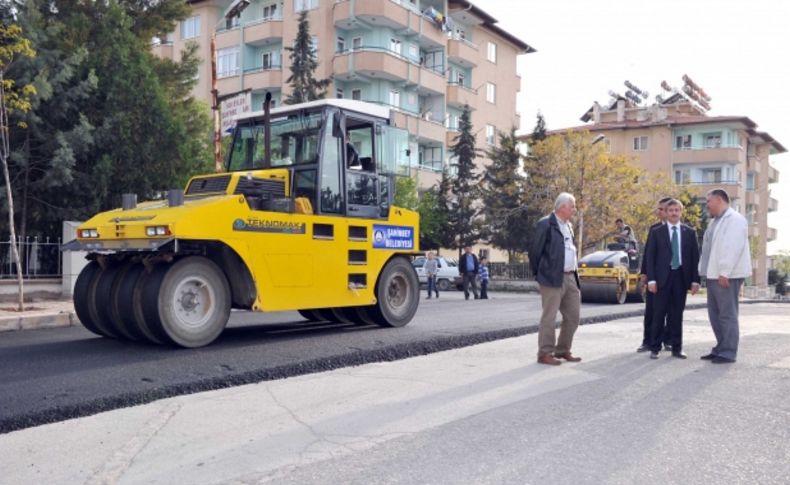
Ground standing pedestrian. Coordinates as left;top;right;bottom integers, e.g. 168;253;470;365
699;189;751;364
458;246;479;300
637;197;672;353
479;257;490;299
645;198;700;360
528;192;581;366
424;251;439;299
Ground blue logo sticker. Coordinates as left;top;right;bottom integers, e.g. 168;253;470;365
372;224;414;250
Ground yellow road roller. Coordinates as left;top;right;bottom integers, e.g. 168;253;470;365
578;243;644;304
63;98;420;347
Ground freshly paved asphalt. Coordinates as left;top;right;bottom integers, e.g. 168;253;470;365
1;303;788;484
0;291;672;433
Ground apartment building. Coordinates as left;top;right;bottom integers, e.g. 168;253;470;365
563;96;784;286
153;0;534;192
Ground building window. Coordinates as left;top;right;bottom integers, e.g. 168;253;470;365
352;37;362;51
675;134;692;150
701;168;722;183
486;82;496;103
181;15;200;40
486;124;496;145
457;72;465;86
217;47;239;78
487;42;497;63
262;52;277;69
294;0;317;12
674;168;690;184
263;3;279;20
703;132;722;148
390;38;402;56
352;89;361;101
310;36;318;53
423;51;443;71
336;36;345;53
389;90;401;108
336;88;344;99
632;136;648;151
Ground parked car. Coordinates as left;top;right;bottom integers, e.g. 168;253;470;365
412;256;460;291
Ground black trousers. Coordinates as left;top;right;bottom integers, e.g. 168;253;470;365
643;291;670;347
650;268;687;352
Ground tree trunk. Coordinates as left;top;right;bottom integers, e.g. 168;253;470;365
0;71;25;311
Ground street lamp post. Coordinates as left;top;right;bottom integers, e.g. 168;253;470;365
576;133;606;258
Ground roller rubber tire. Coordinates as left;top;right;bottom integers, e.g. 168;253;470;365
152;257;231;348
369;257;419;327
73;261;108;338
112;263;158;343
86;264;122;338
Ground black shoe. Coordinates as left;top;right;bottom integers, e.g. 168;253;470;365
671;351;688;359
636;345;650;353
650;351;659;359
712;356;736;364
700;353;716;360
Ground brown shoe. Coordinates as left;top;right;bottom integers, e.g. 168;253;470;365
537;354;562;366
554;352;582;362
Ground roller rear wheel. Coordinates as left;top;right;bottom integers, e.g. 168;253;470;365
368;257;419;327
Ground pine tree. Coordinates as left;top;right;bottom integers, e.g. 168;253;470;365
530;111;547;144
447;105;481;257
481;128;533;262
284;11;331;104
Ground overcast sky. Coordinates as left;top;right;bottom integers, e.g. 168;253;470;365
481;0;790;254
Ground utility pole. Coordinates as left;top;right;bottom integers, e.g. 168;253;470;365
210;33;222;172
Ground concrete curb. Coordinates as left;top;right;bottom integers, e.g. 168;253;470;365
0;299;787;335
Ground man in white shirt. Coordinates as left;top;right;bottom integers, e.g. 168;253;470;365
698;189;751;364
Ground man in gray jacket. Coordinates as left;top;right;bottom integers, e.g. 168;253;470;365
529;193;582;366
699;189;752;364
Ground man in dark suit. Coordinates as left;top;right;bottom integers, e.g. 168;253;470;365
645;198;700;359
637;197;672;353
458;246;479;300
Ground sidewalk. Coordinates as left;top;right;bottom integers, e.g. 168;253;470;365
0;299;78;333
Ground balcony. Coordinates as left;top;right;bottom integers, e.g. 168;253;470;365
769;197;779;212
392;111;446;144
768;164;779;184
447;38;478;68
768;227;778;242
416;67;446;96
217;73;241;94
244;18;283;46
151;42;174;60
333;50;410;83
333;0;446;49
679;181;742;201
242;66;283;89
745;191;756;205
672;146;745;165
216;27;240;49
446;82;477;109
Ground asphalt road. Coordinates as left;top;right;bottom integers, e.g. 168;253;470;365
1;304;788;484
0;291;701;433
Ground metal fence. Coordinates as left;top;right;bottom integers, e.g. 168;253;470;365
488;262;533;281
1;236;63;279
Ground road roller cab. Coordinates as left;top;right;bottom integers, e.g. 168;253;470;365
578;242;644;305
63;99;421;348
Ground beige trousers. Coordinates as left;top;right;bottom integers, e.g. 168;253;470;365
537;273;581;356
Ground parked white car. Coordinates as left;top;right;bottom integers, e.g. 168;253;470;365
412;256;460;291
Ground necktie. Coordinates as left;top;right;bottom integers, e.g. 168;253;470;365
671;226;680;270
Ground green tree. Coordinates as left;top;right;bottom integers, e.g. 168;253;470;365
0;21;36;310
526;131;646;253
284;11;331;104
417;181;449;251
481;127;532;262
4;1;211;236
530;111;547;143
447;105;481;257
394;175;418;211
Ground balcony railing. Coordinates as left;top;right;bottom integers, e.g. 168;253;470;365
336;45;444;75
